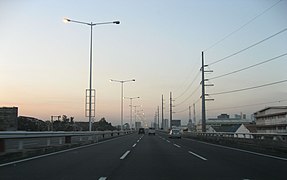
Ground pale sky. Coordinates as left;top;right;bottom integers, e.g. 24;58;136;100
1;0;286;126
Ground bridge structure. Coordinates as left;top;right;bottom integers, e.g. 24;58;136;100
0;130;287;179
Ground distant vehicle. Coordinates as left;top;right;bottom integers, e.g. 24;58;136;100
169;129;181;138
138;128;145;134
148;128;156;135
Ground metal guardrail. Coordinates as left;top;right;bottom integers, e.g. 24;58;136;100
184;131;287;141
0;130;134;153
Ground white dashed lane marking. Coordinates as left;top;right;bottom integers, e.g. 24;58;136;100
120;150;131;160
188;151;207;161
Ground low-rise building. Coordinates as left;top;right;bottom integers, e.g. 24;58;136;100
254;106;287;133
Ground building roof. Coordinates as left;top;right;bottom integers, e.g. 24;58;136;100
254;106;287;114
212;124;241;133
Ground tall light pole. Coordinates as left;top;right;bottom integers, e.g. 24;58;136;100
63;18;120;131
125;96;140;130
110;79;135;130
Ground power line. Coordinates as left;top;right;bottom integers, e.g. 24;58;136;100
210;79;287;96
204;0;283;52
174;106;189;114
174;97;202;114
209;53;287;80
173;60;201;95
207;99;287;112
174;71;200;100
174;85;200;107
208;27;287;66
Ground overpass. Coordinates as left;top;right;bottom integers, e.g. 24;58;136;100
0;131;287;179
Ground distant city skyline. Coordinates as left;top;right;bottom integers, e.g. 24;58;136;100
1;0;286;126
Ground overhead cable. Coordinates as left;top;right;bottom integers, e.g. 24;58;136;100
208;27;287;66
209;53;287;80
203;0;283;52
174;85;200;107
174;71;200;100
210;79;287;96
207;99;287;111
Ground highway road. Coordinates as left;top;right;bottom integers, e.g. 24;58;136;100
0;132;286;180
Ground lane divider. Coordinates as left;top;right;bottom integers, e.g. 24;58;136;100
173;144;181;148
120;150;131;160
132;143;137;148
188;151;207;161
98;177;107;180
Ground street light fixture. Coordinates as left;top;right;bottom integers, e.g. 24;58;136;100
64;17;120;131
124;96;140;130
110;79;135;130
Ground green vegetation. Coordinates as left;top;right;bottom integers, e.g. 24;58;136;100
17;116;116;131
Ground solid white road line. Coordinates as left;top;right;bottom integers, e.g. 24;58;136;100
188;151;208;161
120;150;131;160
132;143;137;148
184;138;287;161
0;136;124;167
173;144;181;148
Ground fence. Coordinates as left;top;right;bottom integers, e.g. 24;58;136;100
0;130;133;153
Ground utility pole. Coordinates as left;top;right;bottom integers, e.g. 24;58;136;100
189;106;192;123
161;94;164;129
170;92;173;129
193;103;196;125
201;51;206;132
201;51;214;132
157;106;160;130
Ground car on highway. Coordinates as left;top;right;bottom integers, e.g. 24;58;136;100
169;129;181;138
148;128;155;135
138;128;145;134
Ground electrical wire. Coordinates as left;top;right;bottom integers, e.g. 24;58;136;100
209;53;287;80
208;27;287;66
174;71;200;100
203;0;283;52
210;79;287;96
207;99;287;112
174;97;202;114
174;85;200;107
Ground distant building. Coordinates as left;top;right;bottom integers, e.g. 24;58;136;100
207;124;256;138
0;107;18;131
171;120;181;128
135;121;141;130
254;106;287;133
207;113;253;126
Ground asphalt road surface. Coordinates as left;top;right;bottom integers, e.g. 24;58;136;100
0;132;286;180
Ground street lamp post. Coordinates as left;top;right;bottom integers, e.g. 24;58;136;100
125;96;140;130
110;79;135;130
63;18;120;131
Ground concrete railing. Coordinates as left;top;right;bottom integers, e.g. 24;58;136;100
183;131;287;154
185;131;287;141
0;130;133;153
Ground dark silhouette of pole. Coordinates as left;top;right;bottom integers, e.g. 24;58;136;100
170;92;173;129
161;94;164;129
201;51;206;132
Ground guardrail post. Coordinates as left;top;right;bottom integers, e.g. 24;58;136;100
65;136;71;144
0;139;5;152
47;138;51;146
18;140;23;150
59;138;63;145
